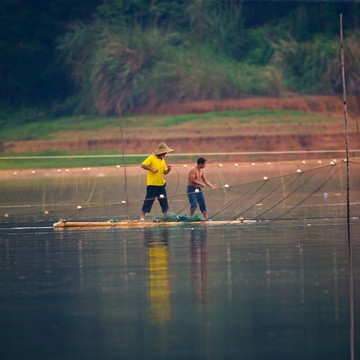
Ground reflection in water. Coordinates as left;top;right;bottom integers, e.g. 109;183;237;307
0;222;357;359
143;228;170;325
190;227;209;305
190;226;213;360
226;243;232;308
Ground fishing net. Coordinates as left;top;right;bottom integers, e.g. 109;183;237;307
0;158;359;225
154;212;205;222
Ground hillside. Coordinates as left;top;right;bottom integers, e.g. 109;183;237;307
3;96;360;159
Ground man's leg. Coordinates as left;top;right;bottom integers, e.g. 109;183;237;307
158;185;169;217
141;186;155;220
187;186;198;216
197;190;208;220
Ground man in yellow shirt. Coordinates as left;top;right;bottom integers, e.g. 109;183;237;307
140;142;174;221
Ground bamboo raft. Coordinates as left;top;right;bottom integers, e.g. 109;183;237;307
53;219;247;229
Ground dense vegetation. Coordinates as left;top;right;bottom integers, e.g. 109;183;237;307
1;0;360;120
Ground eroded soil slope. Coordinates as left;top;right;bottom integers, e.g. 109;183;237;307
4;96;360;155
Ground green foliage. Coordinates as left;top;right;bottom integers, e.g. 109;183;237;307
244;27;275;66
143;44;268;107
272;35;339;94
2;0;360;115
59;21;179;115
330;31;360;95
186;0;245;58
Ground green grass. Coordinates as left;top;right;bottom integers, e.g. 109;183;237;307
0;109;338;141
0;151;194;170
157;110;329;127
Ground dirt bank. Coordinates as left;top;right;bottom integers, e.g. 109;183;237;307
134;95;360;115
5;132;359;154
3;96;360;155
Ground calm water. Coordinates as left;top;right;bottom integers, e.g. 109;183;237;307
0;221;359;360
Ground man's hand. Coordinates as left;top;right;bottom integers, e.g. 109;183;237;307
167;165;172;170
211;184;216;190
151;169;159;173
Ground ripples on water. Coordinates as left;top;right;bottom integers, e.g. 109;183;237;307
0;221;359;360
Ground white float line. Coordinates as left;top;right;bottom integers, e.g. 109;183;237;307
1;149;360;160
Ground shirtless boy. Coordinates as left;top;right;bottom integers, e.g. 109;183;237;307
187;157;216;220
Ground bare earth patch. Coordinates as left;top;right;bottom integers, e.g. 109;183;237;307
3;96;360;155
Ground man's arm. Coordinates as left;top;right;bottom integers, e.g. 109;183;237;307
141;164;158;173
201;172;216;189
163;164;172;175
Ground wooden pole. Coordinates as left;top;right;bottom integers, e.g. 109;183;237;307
118;105;129;218
340;15;351;239
340;13;354;360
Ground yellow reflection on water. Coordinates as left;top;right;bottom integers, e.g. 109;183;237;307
144;229;170;325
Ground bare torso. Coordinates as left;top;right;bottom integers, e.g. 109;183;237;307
188;166;204;186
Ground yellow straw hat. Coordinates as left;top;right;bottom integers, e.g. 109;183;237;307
153;142;174;155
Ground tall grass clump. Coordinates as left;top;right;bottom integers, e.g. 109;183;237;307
142;44;268;107
272;35;339;94
58;17;269;115
330;31;360;95
58;20;178;115
56;1;360;117
186;0;245;59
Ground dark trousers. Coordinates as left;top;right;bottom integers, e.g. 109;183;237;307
142;185;169;213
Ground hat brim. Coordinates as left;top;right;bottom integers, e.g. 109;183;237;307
153;145;174;155
153;148;174;155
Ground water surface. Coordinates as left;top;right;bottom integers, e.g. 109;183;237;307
0;221;358;360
